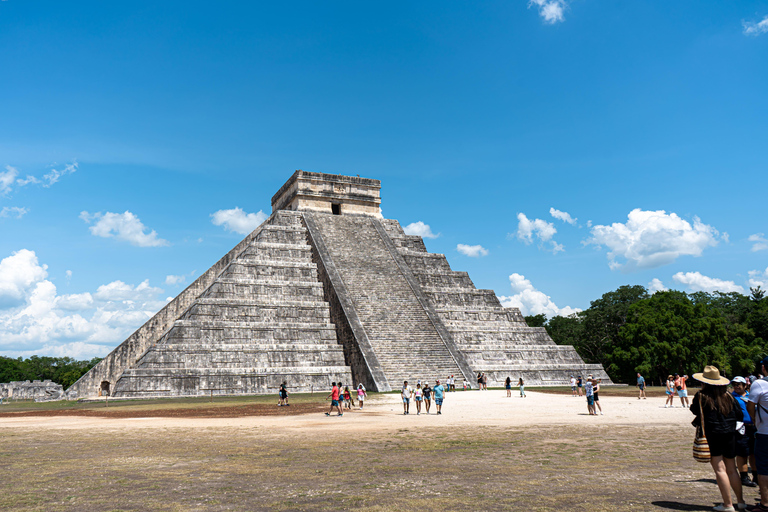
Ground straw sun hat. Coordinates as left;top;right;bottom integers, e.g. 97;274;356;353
693;365;730;385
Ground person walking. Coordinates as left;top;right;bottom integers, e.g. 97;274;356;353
691;365;745;512
666;375;676;408
401;380;413;415
278;381;289;406
570;375;578;397
414;383;423;414
637;372;647;399
325;382;343;416
422;382;432;414
433;379;445;415
731;377;758;488
577;375;583;397
356;384;367;409
518;377;526;398
584;377;596;415
505;377;512;397
477;372;483;390
482;373;488;390
747;357;768;511
343;385;353;410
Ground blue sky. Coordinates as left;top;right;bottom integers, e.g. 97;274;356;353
1;1;767;359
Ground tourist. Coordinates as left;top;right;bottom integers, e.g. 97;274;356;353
278;381;289;406
482;372;488;390
357;384;367;409
577;375;583;397
731;377;757;488
450;375;456;392
637;372;647;400
593;378;603;415
678;374;690;408
518;377;526;398
665;375;676;408
691;365;745;512
343;386;353;410
433;379;445;415
570;375;578;397
325;381;343;416
414;383;423;414
477;372;483;390
422;382;432;413
401;380;412;415
505;376;512;397
747;357;768;512
584;377;596;415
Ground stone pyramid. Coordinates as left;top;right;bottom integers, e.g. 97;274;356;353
67;171;609;398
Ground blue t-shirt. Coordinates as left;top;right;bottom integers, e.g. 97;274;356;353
733;391;753;425
433;384;445;400
637;376;645;386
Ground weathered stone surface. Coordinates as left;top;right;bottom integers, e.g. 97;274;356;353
68;171;610;399
1;380;64;401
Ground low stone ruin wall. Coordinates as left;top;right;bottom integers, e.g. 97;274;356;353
0;380;64;401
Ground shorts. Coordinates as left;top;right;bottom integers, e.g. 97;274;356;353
415;396;422;401
506;385;511;390
593;392;599;402
331;399;339;406
639;384;645;390
403;398;410;404
571;386;577;391
586;396;594;406
708;431;736;459
678;389;688;398
435;398;443;405
736;431;750;458
756;434;768;475
666;391;673;395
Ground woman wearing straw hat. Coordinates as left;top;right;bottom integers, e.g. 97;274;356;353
691;365;746;512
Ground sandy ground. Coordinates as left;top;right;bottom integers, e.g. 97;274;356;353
0;390;691;431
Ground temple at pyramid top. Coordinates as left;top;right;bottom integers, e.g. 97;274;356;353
272;170;382;217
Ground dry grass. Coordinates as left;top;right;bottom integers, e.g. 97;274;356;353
0;420;738;511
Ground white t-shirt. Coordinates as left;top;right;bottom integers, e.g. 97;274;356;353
401;386;412;399
570;377;576;387
749;378;768;435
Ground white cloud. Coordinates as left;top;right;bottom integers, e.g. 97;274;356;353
165;274;186;286
0;249;49;308
457;244;489;257
550;207;577;225
0;249;168;359
80;211;169;247
647;278;667;294
672;271;745;294
403;221;439;239
749;233;768;252
528;0;567;24
515;213;562;254
41;162;78;188
1;166;19;195
749;267;768;289
498;273;581;317
586;209;721;271
744;16;768;36
0;206;28;219
210;207;268;235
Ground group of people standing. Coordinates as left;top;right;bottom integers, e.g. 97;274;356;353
570;375;603;415
400;380;445;415
690;359;768;512
504;377;526;398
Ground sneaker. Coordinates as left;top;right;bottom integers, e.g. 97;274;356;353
737;503;748;510
746;504;768;512
337;413;343;416
713;505;735;512
325;412;330;416
600;412;604;415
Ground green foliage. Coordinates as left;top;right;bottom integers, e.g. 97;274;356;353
524;314;547;327
0;356;101;388
543;285;768;385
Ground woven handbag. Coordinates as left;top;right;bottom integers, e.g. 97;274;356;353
693;399;711;463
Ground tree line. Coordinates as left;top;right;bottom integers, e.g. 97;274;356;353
526;285;768;386
0;356;101;389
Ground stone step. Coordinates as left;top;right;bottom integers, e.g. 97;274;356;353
123;366;353;377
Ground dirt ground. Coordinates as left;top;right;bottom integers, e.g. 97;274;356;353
0;388;747;511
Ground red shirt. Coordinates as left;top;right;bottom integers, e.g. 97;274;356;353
331;386;339;401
